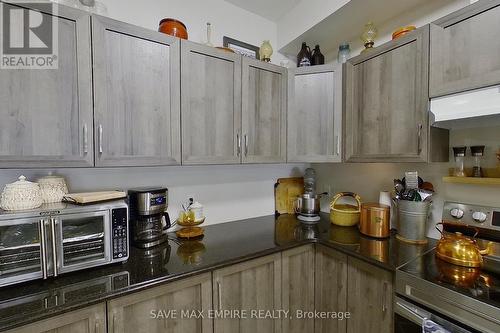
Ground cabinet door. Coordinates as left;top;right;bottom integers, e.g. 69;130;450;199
213;253;281;333
92;16;181;167
181;41;242;165
282;245;315;333
344;26;429;162
0;4;93;167
241;58;286;163
346;257;393;333
108;273;212;333
287;64;342;163
315;245;348;333
430;1;500;97
4;303;106;333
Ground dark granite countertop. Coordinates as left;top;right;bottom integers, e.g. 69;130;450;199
0;213;436;331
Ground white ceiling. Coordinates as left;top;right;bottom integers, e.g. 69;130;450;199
224;0;301;21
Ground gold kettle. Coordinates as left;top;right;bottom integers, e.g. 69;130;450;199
435;223;492;268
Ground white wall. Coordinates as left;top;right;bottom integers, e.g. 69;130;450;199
99;0;285;63
315;126;500;239
0;164;307;227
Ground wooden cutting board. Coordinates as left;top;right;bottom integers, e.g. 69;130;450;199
63;191;126;204
274;177;304;215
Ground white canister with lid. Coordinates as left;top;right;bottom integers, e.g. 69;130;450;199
0;175;43;211
189;202;204;222
37;175;69;203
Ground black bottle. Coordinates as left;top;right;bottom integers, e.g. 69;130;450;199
297;42;311;67
311;45;324;65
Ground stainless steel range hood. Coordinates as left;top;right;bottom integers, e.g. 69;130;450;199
430;85;500;129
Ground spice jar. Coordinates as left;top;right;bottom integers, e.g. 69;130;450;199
453;146;467;177
470;146;485;178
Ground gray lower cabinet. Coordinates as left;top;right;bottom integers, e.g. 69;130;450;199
314;245;347;333
92;16;181;167
241;58;287;163
287;64;342;163
346;257;393;333
4;303;106;333
430;1;500;97
181;41;242;165
107;273;212;333
0;3;93;168
282;245;315;333
213;253;282;333
344;26;429;162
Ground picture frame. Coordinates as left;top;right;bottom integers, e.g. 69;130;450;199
223;36;260;59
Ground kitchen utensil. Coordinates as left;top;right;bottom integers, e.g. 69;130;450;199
404;171;419;189
470;145;485;177
311;45;324;65
295;193;322;216
329;192;362;227
128;187;170;249
274;177;304;215
37;175;68;203
0;176;43;211
297;42;311;67
63;191;126;204
359;203;390;238
396;200;430;244
158;18;188;39
453;146;467;177
435;223;492;267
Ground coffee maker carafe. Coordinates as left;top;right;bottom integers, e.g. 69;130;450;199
128;187;171;248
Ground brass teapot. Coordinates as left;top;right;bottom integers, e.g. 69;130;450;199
435;223;492;268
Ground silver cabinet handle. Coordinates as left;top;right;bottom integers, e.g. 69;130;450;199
50;218;58;277
98;124;103;154
236;134;241;157
83;124;88;154
382;281;388;313
217;280;222;310
39;219;48;279
244;134;248;157
335;135;341;156
417;123;423;155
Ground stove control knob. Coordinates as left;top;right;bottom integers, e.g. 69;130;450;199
472;211;487;223
450;208;464;219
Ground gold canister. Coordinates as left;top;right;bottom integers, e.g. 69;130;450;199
359;203;390;238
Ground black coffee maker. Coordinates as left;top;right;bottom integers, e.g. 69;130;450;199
128;187;171;248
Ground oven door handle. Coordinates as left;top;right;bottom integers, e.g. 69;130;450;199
394;296;429;326
50;218;59;277
39;219;48;279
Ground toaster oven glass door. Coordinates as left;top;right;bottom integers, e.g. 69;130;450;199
0;218;46;286
53;211;110;274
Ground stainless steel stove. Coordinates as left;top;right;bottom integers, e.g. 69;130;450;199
395;201;500;333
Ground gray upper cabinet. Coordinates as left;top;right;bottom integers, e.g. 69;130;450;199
92;15;181;167
287;64;342;163
241;58;287;163
344;26;429;162
0;3;93;168
181;41;242;165
430;1;500;97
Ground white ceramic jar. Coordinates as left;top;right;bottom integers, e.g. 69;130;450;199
37;175;69;203
0;176;43;211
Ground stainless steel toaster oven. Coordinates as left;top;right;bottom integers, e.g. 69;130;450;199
0;200;128;288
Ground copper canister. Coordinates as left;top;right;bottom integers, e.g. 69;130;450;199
359;203;390;238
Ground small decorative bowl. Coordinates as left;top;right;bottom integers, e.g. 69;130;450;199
37;175;68;203
0;175;43;211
